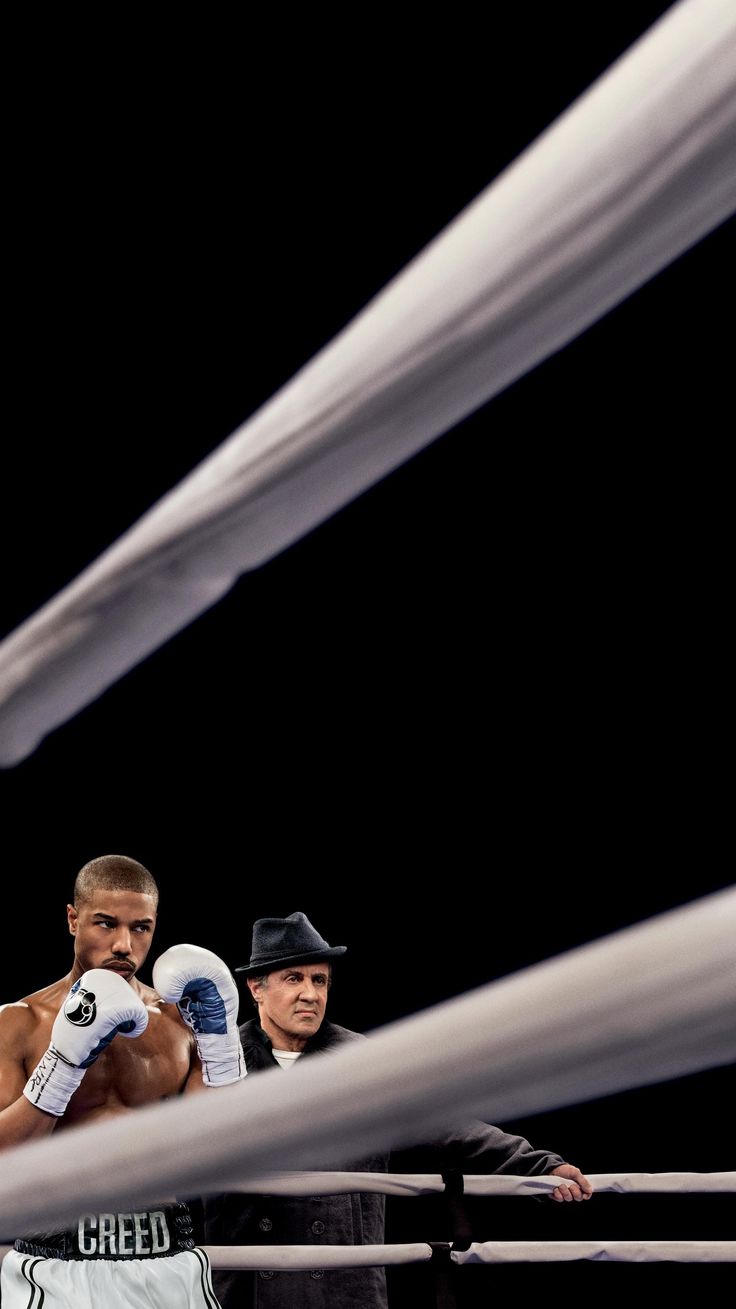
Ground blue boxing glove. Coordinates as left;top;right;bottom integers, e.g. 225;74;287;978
152;944;245;1086
24;969;149;1117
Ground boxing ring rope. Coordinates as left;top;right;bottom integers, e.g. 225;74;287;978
7;1173;733;1265
3;1173;734;1265
1;0;735;767
3;1242;735;1268
200;1170;736;1265
179;1168;736;1269
203;1171;736;1197
0;888;734;1238
453;1242;736;1265
199;1241;736;1269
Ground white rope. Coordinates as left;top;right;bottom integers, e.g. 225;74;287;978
0;889;734;1238
2;1241;734;1268
0;1245;427;1270
222;1170;736;1197
1;0;734;766
234;1172;448;1197
202;1244;434;1270
571;1172;736;1195
454;1241;736;1264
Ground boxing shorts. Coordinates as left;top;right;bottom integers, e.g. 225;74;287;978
1;1202;220;1308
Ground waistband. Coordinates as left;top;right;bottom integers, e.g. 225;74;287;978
14;1201;196;1261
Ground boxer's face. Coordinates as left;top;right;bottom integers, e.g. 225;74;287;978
67;889;157;982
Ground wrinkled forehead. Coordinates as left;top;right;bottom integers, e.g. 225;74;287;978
268;961;331;981
77;887;158;920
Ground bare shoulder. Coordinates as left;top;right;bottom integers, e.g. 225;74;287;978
0;1001;33;1049
0;979;67;1051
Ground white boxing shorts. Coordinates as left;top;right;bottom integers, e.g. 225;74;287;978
1;1203;221;1309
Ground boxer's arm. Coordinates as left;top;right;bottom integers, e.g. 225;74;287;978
0;1092;59;1144
184;1055;206;1094
0;1004;58;1146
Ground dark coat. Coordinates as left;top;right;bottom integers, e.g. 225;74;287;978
204;1018;564;1308
205;1019;389;1308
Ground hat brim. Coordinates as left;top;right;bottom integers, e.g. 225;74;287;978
235;945;347;976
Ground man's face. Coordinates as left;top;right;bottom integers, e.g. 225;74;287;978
249;962;330;1051
67;888;157;983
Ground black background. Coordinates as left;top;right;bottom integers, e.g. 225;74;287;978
2;3;733;1299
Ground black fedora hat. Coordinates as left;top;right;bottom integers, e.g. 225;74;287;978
235;911;347;976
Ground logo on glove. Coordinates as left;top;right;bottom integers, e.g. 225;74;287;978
177;995;198;1031
64;982;97;1028
177;978;228;1035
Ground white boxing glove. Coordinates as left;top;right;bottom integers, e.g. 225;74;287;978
24;969;149;1117
153;944;245;1086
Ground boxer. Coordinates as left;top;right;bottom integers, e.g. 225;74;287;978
0;853;245;1308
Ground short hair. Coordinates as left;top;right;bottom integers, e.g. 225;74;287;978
73;855;159;909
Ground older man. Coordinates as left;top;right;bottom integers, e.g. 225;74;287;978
203;911;591;1308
